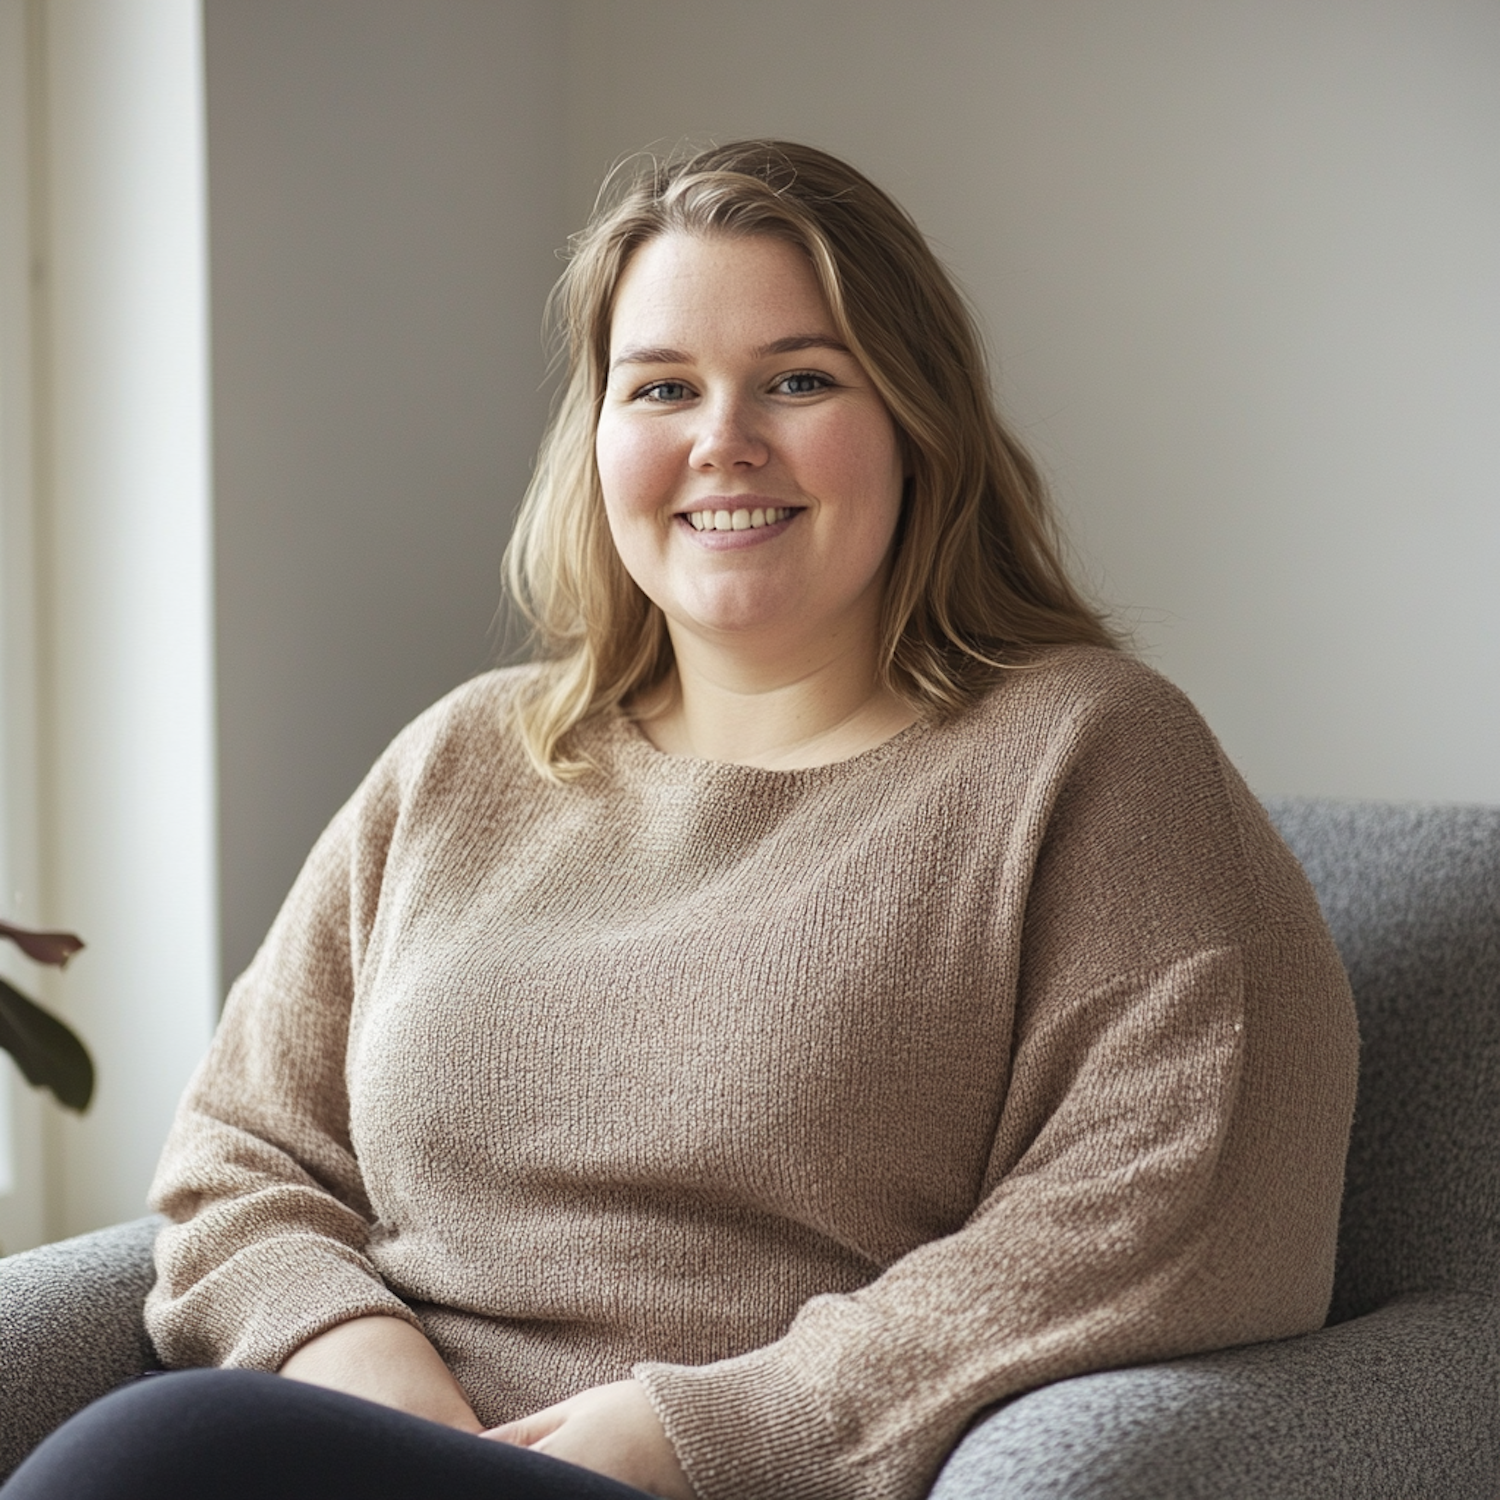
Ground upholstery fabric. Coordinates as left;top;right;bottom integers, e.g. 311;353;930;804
929;1290;1498;1498
2;798;1497;1494
1267;798;1500;1321
0;1216;162;1478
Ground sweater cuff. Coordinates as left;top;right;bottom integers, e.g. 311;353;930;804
634;1346;849;1500
147;1232;422;1373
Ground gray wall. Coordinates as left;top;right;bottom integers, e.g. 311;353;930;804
207;0;1500;989
206;1;565;983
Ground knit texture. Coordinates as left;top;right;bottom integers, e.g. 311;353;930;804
0;1217;163;1479
145;647;1358;1500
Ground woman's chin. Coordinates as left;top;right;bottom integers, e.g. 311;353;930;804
664;596;801;648
676;617;788;651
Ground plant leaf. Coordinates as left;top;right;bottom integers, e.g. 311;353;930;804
0;919;85;968
0;977;94;1112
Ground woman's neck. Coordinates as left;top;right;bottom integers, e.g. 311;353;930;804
632;629;919;770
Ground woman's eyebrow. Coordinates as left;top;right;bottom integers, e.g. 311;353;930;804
609;333;851;372
609;345;688;371
754;334;850;358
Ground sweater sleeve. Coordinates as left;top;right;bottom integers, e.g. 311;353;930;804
633;674;1359;1500
145;732;424;1373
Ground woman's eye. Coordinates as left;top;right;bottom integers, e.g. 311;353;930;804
638;380;692;403
775;372;831;396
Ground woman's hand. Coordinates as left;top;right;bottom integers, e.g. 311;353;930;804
484;1378;694;1499
279;1313;483;1433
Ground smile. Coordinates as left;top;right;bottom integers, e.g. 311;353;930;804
683;506;797;533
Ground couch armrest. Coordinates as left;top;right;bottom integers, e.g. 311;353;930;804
930;1291;1500;1499
0;1216;164;1479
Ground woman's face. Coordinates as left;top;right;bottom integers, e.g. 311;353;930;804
595;232;906;662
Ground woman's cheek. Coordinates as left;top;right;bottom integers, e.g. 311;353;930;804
597;416;677;521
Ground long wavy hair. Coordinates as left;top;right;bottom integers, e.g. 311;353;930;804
504;139;1117;779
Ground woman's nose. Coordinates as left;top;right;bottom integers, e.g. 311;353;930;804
688;394;769;471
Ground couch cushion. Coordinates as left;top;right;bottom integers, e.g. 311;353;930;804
1264;798;1500;1320
0;1215;162;1478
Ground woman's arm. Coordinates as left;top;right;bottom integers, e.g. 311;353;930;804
147;713;443;1377
634;936;1353;1500
280;1315;482;1432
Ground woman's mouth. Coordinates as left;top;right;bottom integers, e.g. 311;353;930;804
682;505;798;533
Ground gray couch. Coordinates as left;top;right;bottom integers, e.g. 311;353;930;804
3;799;1497;1495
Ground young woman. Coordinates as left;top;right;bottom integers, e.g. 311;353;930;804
3;141;1358;1500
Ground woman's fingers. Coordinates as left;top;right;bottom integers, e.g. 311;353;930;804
481;1401;569;1447
483;1381;693;1498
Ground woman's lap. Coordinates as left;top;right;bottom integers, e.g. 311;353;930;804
1;1370;652;1500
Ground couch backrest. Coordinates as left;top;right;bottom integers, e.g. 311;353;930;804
1265;798;1500;1322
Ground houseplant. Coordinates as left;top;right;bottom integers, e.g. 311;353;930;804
0;920;94;1112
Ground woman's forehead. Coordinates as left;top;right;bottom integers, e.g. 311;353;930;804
607;233;836;357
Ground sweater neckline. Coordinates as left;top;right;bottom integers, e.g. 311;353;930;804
601;705;936;787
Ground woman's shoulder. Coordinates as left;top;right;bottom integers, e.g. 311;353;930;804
355;663;550;807
960;644;1214;749
947;644;1264;849
964;646;1315;917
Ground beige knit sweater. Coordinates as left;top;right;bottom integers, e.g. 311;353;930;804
147;647;1358;1500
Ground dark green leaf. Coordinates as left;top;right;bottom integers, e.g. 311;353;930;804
0;976;94;1112
0;919;85;968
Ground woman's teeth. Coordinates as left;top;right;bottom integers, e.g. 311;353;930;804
685;506;794;533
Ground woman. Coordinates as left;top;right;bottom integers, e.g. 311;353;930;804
4;141;1358;1500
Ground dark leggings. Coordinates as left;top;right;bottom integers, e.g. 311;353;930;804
1;1370;653;1500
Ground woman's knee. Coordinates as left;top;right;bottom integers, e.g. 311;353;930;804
5;1370;332;1498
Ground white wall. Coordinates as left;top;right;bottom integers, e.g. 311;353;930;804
206;0;567;985
7;0;219;1241
0;0;47;1254
205;0;1498;996
565;0;1500;805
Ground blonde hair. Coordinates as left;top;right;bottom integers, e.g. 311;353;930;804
504;139;1116;779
